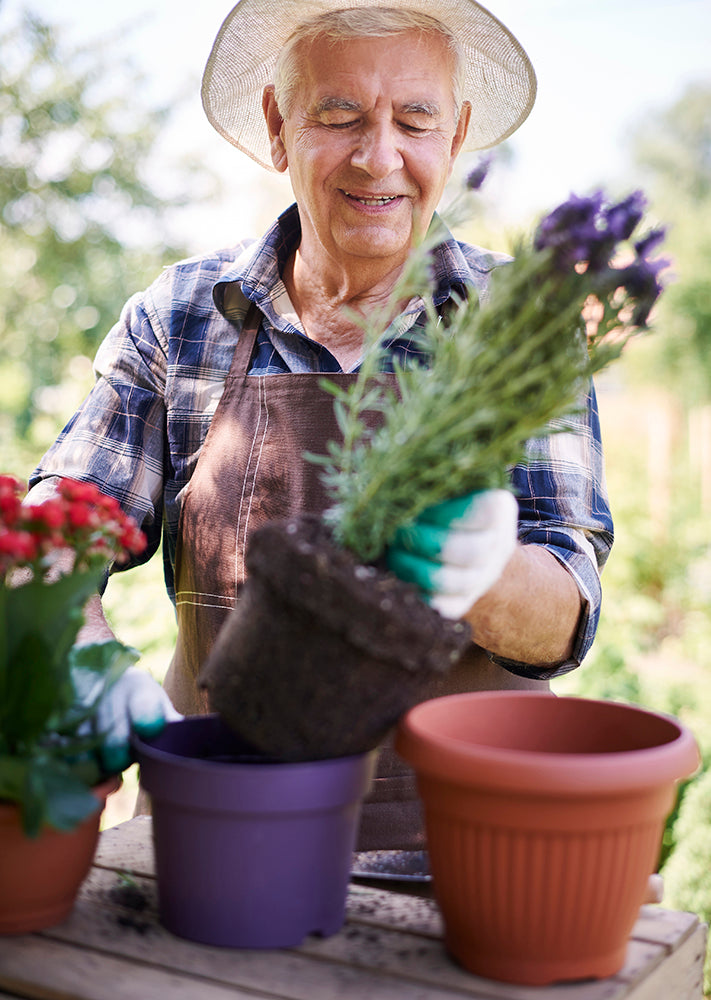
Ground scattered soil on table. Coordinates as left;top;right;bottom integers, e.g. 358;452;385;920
107;878;153;935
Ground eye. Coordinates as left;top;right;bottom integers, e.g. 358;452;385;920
398;118;432;134
322;118;360;130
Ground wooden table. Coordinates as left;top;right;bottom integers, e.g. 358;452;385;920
0;816;706;1000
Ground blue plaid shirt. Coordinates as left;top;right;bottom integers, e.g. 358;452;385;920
30;203;613;678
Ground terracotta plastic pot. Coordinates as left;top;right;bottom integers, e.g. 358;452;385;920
134;714;376;948
395;691;699;985
0;776;119;935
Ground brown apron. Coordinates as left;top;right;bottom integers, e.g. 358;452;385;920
163;303;549;850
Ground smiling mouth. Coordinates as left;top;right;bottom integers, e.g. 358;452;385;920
343;191;400;206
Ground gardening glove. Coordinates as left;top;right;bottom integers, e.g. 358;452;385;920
94;667;182;774
386;489;518;620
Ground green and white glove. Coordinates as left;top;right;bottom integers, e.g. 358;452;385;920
386;489;518;620
94;666;182;773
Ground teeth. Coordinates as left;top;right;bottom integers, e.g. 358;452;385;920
345;192;398;206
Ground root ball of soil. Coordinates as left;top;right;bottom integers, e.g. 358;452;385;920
198;514;470;760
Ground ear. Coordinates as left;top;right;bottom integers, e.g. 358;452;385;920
448;101;471;177
262;86;288;173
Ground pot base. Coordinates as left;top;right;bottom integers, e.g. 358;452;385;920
447;938;628;986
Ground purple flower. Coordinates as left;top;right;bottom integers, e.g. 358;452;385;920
604;191;646;242
465;155;492;191
617;254;667;327
534;190;659;277
534;191;610;271
533;187;668;326
634;227;666;259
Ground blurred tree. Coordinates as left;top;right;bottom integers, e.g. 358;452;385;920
0;11;212;448
629;82;711;404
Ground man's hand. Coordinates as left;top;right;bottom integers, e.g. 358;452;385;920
386;489;518;620
95;667;182;773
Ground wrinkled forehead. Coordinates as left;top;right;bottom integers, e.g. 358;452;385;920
290;30;459;114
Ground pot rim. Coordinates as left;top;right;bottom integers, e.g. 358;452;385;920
0;773;120;831
132;714;373;774
396;692;700;795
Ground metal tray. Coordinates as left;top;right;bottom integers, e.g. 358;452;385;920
351;850;431;882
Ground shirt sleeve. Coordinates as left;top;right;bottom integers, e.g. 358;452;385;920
488;379;613;680
29;286;169;569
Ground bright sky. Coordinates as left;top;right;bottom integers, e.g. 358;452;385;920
3;0;710;251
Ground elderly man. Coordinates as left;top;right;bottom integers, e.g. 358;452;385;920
29;1;612;850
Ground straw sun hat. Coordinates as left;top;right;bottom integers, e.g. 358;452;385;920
202;0;537;170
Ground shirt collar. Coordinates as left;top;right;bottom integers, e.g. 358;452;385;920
214;203;486;318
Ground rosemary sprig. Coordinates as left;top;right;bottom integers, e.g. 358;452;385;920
308;184;666;564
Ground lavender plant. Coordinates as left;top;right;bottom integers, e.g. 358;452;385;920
311;177;668;564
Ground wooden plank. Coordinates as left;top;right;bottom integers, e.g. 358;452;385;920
625;923;707;1000
347;882;444;936
344;885;705;999
6;818;696;1000
0;936;274;1000
32;869;499;1000
93;815;155;877
300;922;634;1000
34;867;675;1000
631;905;700;948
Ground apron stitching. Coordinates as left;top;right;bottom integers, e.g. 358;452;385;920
176;597;235;610
234;373;270;587
176;591;234;603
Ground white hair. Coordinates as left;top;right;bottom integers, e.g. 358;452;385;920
273;7;466;121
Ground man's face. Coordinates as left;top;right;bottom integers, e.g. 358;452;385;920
267;30;470;275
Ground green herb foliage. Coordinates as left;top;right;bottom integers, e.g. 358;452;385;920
309;186;666;564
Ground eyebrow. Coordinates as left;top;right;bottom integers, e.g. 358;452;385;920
313;97;441;117
400;101;441;117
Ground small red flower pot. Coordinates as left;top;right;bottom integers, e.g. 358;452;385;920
396;691;699;986
0;777;119;935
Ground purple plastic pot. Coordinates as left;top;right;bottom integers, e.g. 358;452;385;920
133;715;376;948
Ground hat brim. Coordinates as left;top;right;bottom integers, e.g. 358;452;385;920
202;0;537;171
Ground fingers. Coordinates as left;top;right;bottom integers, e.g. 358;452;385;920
96;667;182;774
420;489;518;533
386;489;519;618
126;671;182;736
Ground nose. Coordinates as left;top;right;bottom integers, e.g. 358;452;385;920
349;122;404;179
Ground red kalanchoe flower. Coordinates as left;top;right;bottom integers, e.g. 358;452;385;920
0;476;23;527
0;529;39;565
28;499;66;531
66;502;94;529
0;476;147;581
58;480;102;504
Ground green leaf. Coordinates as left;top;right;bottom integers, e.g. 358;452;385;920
22;763;48;838
41;763;101;833
1;631;64;749
0;755;27;804
66;639;139;726
5;569;102;666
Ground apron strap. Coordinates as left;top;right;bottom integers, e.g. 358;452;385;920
227;301;262;377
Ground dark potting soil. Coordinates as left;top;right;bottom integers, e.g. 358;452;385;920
198;514;471;762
